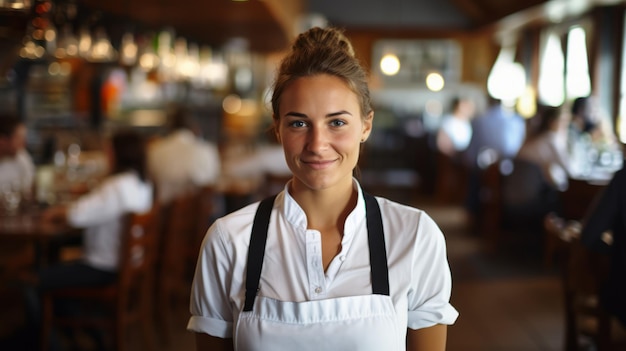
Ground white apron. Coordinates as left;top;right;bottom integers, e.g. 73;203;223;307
234;194;403;351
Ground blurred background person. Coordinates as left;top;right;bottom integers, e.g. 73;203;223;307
498;106;569;238
434;96;475;204
569;96;616;145
436;96;475;157
148;105;221;204
24;129;153;350
568;96;621;177
464;97;526;168
0;114;35;197
222;129;291;199
517;105;571;191
462;98;526;226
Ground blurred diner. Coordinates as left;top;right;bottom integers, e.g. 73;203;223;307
516;105;571;192
23;129;153;350
568;95;622;180
463;97;527;224
147;104;221;205
0;114;35;213
436;96;475;158
433;96;475;204
221;129;291;199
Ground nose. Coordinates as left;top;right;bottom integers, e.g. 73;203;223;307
306;126;328;153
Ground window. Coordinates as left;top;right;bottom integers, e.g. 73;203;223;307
619;12;626;143
538;29;565;106
565;26;592;100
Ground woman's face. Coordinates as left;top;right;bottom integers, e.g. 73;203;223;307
276;74;372;192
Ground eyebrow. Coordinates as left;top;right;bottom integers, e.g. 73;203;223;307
283;110;353;118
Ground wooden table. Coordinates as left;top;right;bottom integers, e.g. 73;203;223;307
0;210;83;268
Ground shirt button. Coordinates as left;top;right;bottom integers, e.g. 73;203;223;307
339;255;346;261
315;287;322;294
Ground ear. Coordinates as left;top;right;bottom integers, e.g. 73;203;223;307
361;111;374;143
272;115;282;143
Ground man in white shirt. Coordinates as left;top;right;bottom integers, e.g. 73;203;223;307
148;106;221;204
0;114;35;195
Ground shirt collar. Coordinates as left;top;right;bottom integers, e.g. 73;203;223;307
280;178;367;235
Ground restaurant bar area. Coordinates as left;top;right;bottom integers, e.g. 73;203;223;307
2;0;626;350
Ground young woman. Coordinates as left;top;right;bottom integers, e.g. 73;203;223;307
188;27;458;351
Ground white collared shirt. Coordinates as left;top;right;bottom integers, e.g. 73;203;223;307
188;181;458;337
0;149;35;192
67;171;153;271
148;129;221;204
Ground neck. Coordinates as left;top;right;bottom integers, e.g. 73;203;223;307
289;179;357;230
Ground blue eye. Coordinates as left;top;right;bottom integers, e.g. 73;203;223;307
289;120;307;128
330;119;346;127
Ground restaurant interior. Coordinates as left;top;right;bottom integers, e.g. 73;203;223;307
2;0;626;350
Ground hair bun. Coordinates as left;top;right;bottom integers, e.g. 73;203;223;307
292;27;355;58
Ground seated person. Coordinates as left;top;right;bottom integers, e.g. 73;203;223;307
436;96;475;157
39;129;153;287
0;114;35;196
568;96;620;176
223;138;290;180
517;105;571;191
24;130;153;349
148;105;221;204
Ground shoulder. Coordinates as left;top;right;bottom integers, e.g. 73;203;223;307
101;172;152;197
209;200;263;244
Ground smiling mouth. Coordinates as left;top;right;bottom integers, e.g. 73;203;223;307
302;159;335;170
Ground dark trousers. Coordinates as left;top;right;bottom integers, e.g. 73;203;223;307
22;261;116;351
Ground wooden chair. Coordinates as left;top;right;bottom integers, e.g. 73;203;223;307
543;213;615;351
40;204;160;351
0;242;35;339
434;151;468;205
156;185;217;344
477;160;504;251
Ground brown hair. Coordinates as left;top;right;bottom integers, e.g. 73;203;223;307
111;129;148;181
0;114;22;138
270;27;372;122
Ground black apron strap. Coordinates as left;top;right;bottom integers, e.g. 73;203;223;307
243;194;276;312
364;193;390;295
243;192;389;312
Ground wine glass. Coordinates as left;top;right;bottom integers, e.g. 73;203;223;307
1;182;22;216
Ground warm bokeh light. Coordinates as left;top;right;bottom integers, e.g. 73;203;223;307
517;86;537;118
223;94;243;114
425;72;445;91
380;54;400;76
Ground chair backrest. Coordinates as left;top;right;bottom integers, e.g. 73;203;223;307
544;213;613;350
478;160;504;249
502;158;549;206
117;203;160;291
160;186;217;283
